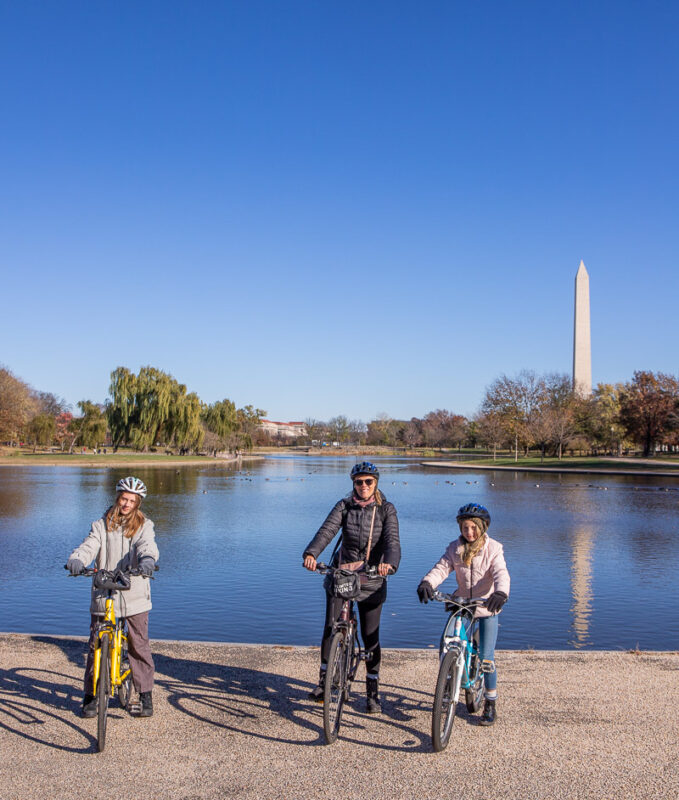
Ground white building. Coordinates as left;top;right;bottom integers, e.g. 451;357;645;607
258;419;307;439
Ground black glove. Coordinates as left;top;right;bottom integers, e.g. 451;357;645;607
417;581;435;604
138;556;155;577
67;558;85;576
485;591;508;614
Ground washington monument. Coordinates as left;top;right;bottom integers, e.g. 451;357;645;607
573;260;592;396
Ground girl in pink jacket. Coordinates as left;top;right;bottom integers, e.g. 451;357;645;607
417;502;510;726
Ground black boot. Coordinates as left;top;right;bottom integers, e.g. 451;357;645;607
479;698;496;726
307;668;326;702
139;691;153;718
366;677;381;714
81;694;97;718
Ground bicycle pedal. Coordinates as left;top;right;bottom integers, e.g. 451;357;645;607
128;701;142;715
481;659;496;674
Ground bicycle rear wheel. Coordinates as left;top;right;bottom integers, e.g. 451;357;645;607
465;631;484;713
118;646;131;711
432;648;459;752
323;632;347;744
96;633;110;752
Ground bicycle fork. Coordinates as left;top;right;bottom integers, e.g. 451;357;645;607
442;617;469;704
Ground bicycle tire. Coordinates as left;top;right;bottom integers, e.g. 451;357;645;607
346;628;360;692
465;630;484;713
118;646;131;710
323;632;347;744
465;658;484;713
432;648;459;752
97;633;110;752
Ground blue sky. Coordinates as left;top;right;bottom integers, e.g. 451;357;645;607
1;1;677;421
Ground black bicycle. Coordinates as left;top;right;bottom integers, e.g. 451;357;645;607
313;563;384;744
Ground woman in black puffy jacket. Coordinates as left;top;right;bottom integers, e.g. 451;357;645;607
302;461;401;713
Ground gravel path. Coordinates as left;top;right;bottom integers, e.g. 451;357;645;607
1;634;677;800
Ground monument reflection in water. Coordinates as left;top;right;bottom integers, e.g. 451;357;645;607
0;456;677;650
570;524;594;648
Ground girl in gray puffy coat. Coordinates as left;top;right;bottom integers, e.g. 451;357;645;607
67;477;159;719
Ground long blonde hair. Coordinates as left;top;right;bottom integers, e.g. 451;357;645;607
106;493;145;539
460;518;487;566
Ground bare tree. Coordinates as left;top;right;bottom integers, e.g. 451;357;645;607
482;370;546;460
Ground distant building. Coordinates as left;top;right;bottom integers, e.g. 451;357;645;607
259;419;307;439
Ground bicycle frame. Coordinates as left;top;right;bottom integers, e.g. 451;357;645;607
93;597;130;695
440;610;477;705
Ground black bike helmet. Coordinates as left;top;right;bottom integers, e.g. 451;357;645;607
456;502;491;527
350;461;379;480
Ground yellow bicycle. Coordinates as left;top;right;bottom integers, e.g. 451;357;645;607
66;565;155;752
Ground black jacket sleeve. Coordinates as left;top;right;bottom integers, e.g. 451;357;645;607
303;500;345;559
378;502;401;572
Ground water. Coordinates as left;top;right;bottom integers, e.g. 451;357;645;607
1;456;678;650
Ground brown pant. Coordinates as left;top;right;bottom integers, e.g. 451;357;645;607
84;611;155;695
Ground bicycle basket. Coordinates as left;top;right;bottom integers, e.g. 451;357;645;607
327;568;361;600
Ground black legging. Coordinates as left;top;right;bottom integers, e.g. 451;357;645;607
320;582;387;676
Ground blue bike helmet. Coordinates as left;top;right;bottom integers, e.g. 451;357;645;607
456;502;491;527
350;461;379;480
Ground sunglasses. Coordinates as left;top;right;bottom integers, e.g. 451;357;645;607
353;478;375;486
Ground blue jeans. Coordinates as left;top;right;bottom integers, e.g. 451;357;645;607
477;614;499;692
442;612;500;693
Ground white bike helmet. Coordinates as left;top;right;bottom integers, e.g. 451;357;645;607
116;476;147;498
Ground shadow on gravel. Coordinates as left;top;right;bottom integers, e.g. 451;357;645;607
0;637;96;753
153;654;437;752
17;637;462;753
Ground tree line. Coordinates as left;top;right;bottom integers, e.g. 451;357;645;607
298;371;679;458
1;363;678;458
0;365;265;454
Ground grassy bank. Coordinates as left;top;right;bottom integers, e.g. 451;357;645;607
422;456;679;476
0;450;262;467
445;456;679;471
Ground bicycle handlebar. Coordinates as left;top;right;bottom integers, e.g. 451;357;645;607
64;564;159;585
433;592;486;608
313;562;390;579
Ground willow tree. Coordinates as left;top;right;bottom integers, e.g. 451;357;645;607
202;399;238;453
174;392;205;453
74;401;108;449
133;367;177;451
27;413;56;451
108;367;138;449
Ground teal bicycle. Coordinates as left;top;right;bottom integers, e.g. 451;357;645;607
430;593;487;752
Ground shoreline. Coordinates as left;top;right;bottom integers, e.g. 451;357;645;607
0;454;265;468
1;631;674;654
1;633;677;799
421;460;679;478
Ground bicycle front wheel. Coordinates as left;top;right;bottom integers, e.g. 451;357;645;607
97;633;111;752
432;648;460;752
323;632;348;745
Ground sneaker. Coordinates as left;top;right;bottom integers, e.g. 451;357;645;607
366;677;381;714
139;691;153;718
479;698;496;726
81;694;97;718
